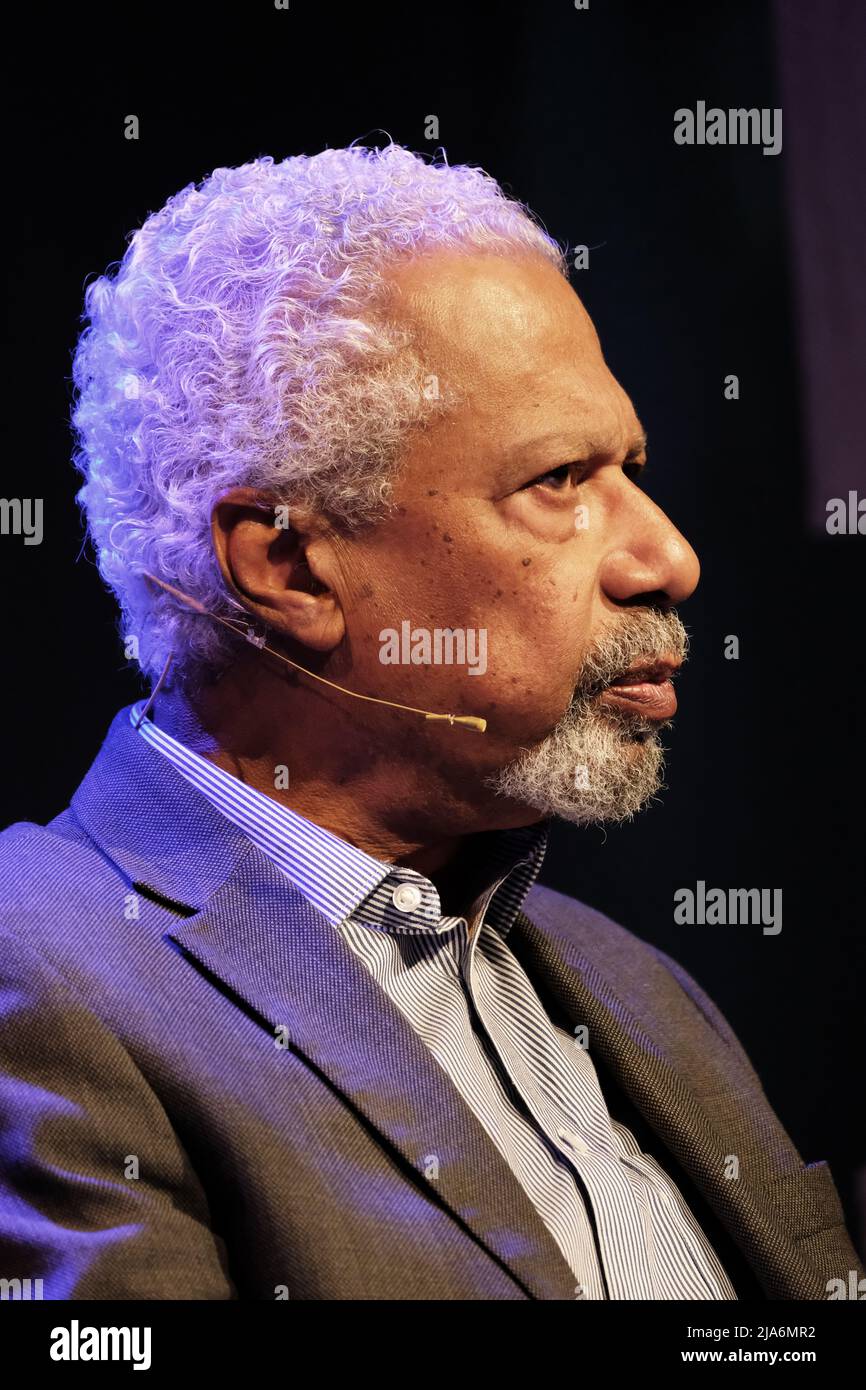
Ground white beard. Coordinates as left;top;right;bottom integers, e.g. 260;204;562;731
482;609;688;827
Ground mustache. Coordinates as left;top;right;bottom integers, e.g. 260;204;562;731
572;609;689;703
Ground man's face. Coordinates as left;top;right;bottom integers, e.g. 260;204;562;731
308;248;700;829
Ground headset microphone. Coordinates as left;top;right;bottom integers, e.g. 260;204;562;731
136;571;487;734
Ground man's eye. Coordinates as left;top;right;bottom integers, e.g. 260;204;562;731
520;463;582;492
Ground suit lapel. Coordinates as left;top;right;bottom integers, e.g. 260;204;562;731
166;853;580;1300
507;905;827;1299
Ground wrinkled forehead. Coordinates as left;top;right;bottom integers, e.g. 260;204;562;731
384;248;641;464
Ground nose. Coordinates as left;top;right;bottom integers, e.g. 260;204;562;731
598;489;700;607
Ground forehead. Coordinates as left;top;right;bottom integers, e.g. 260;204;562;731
384;248;642;462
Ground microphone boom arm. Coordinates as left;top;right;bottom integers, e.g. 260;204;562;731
137;570;487;734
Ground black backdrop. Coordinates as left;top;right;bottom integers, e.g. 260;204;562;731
3;0;863;1250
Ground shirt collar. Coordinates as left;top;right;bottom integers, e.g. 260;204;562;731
130;696;549;938
350;819;549;940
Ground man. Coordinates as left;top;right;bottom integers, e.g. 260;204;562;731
0;144;861;1300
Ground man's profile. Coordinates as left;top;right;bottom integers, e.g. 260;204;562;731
0;143;861;1300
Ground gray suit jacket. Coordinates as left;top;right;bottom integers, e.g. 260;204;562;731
0;704;861;1299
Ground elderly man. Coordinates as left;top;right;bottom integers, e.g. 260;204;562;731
0;144;861;1301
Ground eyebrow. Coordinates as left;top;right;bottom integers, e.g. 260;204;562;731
624;431;648;460
500;428;648;471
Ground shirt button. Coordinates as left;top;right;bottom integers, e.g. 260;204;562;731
574;1283;586;1299
557;1126;590;1155
391;883;423;912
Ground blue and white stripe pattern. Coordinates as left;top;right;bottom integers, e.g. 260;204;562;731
130;700;737;1300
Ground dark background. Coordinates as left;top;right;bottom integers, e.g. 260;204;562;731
3;1;864;1249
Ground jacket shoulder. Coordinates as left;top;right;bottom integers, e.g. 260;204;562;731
0;812;126;932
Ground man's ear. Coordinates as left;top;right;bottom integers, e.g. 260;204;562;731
210;486;345;653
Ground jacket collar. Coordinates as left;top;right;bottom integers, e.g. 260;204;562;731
71;701;259;910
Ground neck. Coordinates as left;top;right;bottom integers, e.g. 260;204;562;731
149;661;501;876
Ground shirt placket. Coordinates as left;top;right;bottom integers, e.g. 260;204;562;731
448;877;606;1298
462;918;660;1300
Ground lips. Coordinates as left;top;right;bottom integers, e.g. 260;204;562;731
598;657;681;720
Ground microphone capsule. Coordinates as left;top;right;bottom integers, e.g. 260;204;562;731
424;713;487;733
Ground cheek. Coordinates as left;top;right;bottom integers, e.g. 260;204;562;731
480;573;591;701
506;552;595;628
345;514;596;676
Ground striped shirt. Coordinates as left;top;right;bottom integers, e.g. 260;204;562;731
130;699;737;1300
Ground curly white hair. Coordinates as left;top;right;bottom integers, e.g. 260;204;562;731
70;142;567;689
